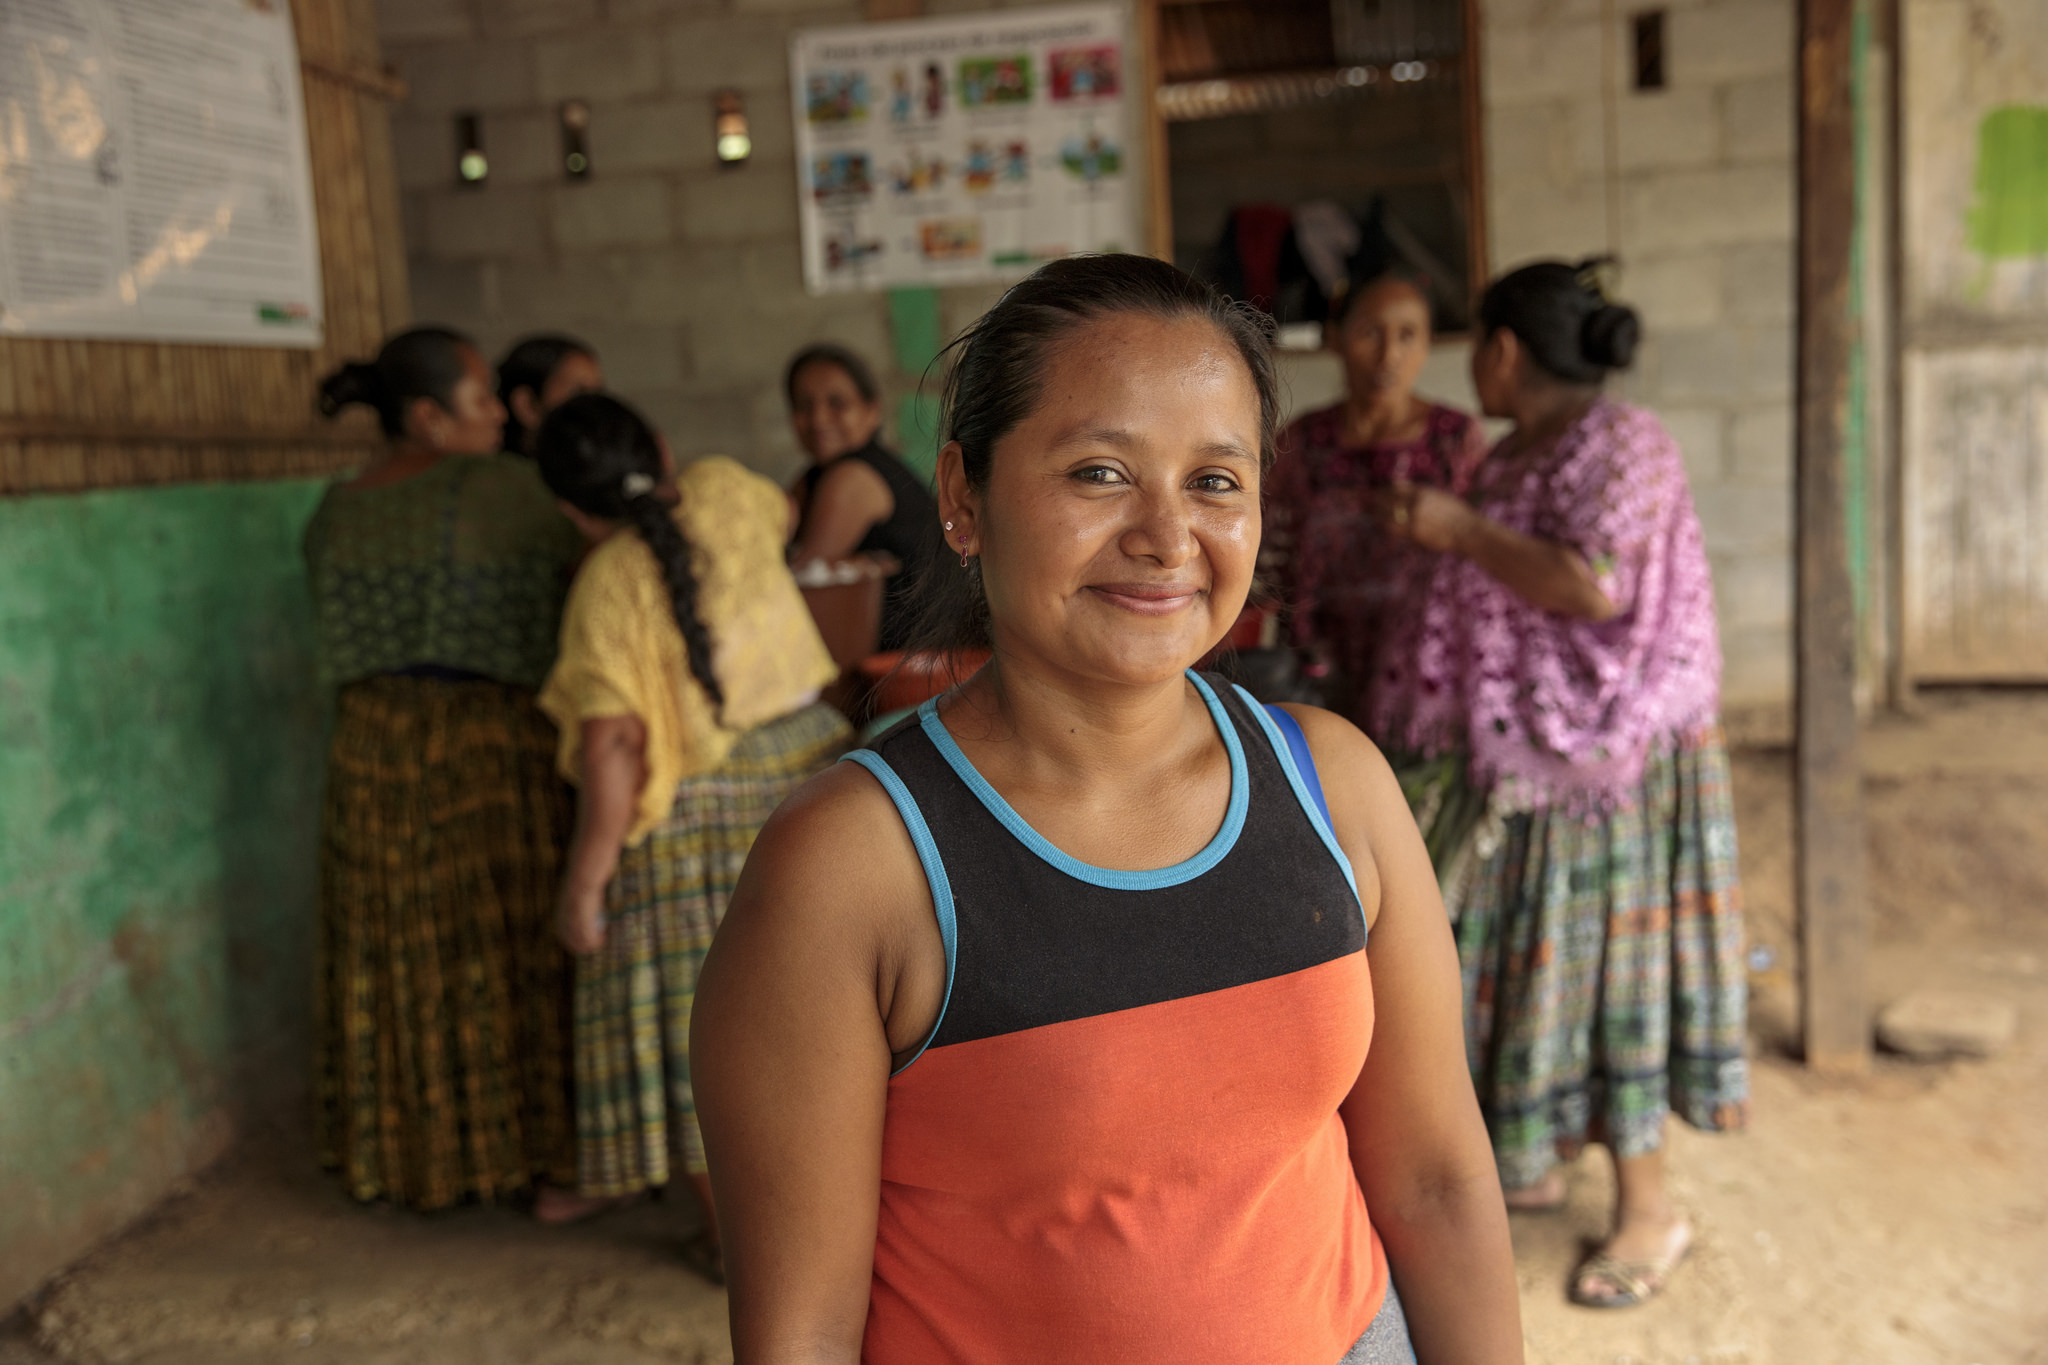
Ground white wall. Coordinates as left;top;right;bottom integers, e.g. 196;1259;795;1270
1482;0;1796;714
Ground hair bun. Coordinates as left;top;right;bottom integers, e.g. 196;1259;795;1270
318;361;385;418
1580;303;1640;372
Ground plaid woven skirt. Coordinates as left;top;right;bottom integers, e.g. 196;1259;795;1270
316;676;575;1210
574;701;852;1195
1436;727;1750;1190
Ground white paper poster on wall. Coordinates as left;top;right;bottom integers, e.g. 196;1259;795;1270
790;2;1135;295
0;0;324;347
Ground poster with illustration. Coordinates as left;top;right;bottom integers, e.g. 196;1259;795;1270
790;3;1132;293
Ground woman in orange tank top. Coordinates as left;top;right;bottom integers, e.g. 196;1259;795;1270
692;255;1523;1365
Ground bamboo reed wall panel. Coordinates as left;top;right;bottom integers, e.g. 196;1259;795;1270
0;0;409;496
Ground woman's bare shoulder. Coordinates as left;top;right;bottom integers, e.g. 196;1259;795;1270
732;756;929;928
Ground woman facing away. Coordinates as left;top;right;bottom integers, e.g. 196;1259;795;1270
530;395;850;1276
1263;270;1486;720
497;333;605;456
306;326;585;1210
692;255;1523;1365
784;343;944;651
1374;259;1749;1308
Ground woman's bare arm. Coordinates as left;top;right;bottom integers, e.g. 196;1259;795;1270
1286;706;1525;1365
559;714;647;954
790;458;895;564
692;764;940;1364
1379;481;1615;622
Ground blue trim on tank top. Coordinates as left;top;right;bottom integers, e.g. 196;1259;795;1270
1235;686;1366;933
915;670;1250;891
839;749;958;1075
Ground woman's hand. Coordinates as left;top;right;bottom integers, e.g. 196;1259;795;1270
557;882;608;955
1374;480;1474;554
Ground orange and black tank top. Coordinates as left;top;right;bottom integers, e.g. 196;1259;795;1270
843;671;1388;1365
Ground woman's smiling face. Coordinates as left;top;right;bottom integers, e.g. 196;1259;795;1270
941;311;1265;688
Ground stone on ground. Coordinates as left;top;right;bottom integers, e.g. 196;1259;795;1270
1876;989;2018;1059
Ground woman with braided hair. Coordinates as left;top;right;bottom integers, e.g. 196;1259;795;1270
533;394;849;1274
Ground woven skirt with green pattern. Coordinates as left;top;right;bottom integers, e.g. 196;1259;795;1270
1397;726;1750;1192
574;701;852;1196
316;675;575;1210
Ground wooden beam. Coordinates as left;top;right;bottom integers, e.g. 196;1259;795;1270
1139;0;1174;260
1795;0;1873;1074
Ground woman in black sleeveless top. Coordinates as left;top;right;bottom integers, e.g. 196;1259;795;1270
785;344;944;650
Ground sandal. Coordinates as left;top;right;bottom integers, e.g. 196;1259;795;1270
680;1230;726;1287
1569;1222;1693;1308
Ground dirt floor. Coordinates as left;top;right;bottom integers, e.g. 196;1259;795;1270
5;691;2045;1365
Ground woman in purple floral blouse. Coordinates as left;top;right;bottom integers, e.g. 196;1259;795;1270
1375;261;1748;1312
1262;271;1486;722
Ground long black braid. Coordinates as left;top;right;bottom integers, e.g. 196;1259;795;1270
535;393;724;714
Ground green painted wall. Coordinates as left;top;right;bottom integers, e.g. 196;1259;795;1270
0;478;329;1309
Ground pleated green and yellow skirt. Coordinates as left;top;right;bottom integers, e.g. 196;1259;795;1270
573;701;852;1196
315;675;574;1210
1397;726;1751;1192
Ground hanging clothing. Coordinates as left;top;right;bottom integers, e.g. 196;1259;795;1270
303;454;583;689
542;455;840;845
844;674;1393;1365
793;438;945;652
1263;400;1486;727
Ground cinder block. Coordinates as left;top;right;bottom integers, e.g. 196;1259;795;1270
1709;554;1792;631
537;30;665;103
1722;75;1793;163
1483;20;1605;105
1669;1;1794;84
408;259;493;322
391;114;452;191
390;42;539;115
1486;158;1613;271
551;177;675;248
585;101;694;174
376;0;474;44
610;0;724;19
1645;327;1748;403
1659;406;1727;483
1718;623;1791;707
1693;484;1791;554
421;187;550;260
1721;241;1793;324
573;322;692;390
676;163;801;243
667;16;798;97
1622;166;1793;252
1626;252;1724;330
1729;401;1791;485
1743;324;1793;399
637;387;761;463
1488;98;1604;185
1616;87;1720;171
478;0;603;38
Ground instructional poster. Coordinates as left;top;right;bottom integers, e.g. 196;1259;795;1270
791;3;1134;294
0;0;324;347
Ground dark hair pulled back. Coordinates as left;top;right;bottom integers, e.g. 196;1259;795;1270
784;342;881;408
318;326;474;439
1478;257;1641;384
908;252;1278;652
1330;265;1430;330
534;394;724;714
498;333;596;453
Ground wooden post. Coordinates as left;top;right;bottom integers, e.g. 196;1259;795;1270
1796;0;1873;1074
1139;0;1174;260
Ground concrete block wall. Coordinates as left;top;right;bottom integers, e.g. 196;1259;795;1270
1482;0;1796;716
378;0;1027;484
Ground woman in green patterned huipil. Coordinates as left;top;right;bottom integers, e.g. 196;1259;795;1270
305;327;585;1210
